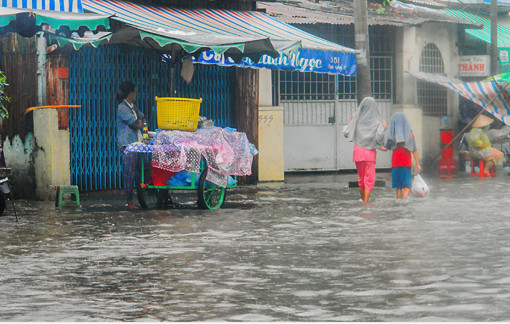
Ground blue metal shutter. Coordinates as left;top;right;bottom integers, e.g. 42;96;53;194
69;46;234;191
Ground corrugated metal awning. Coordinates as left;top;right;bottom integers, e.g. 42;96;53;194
444;8;510;48
257;1;354;26
257;0;480;27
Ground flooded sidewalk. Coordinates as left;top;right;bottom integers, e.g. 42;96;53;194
1;171;509;321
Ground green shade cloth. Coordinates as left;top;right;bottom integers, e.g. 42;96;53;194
487;72;510;81
444;8;510;47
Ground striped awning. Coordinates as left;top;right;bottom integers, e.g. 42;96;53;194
83;0;354;54
82;0;357;75
408;71;510;126
1;0;82;12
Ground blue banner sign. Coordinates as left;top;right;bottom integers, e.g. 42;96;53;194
193;48;357;76
482;0;510;5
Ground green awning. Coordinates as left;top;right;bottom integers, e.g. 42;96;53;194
47;31;112;50
34;10;110;31
96;24;287;64
444;8;510;47
138;30;245;55
0;10;17;27
0;7;110;37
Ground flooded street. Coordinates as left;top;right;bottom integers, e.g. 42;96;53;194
1;172;510;321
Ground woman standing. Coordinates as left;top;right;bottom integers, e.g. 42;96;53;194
344;97;387;203
116;81;146;209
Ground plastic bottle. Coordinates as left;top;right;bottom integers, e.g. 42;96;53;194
142;122;149;143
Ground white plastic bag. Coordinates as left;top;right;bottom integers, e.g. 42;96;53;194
411;174;429;197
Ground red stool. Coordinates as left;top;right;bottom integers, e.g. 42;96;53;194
470;158;495;177
438;158;457;178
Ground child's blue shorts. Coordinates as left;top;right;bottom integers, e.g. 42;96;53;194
392;166;412;188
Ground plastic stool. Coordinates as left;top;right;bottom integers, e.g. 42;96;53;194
438;158;457;178
55;185;80;207
470;159;495;177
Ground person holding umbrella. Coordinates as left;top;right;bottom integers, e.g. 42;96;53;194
343;97;387;203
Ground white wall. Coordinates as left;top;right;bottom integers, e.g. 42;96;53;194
395;22;459;168
33;109;71;200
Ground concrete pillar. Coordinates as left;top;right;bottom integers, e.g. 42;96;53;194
395;27;418;106
258;106;284;181
258;69;284;181
259;69;272;106
34;109;71;200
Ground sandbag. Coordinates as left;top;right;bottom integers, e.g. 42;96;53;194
411;174;429;197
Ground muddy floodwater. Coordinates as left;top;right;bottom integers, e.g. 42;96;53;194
1;172;510;321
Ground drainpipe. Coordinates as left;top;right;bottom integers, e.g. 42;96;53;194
36;31;47;106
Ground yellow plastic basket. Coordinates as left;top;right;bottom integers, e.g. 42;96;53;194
155;97;202;131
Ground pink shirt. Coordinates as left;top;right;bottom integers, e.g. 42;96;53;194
353;144;377;163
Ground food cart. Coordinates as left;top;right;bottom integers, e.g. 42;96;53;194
125;97;256;210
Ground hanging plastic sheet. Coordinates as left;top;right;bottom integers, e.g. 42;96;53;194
408;71;510;126
125;127;256;187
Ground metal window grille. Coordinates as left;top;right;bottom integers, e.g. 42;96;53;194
417;43;447;116
276;70;336;101
275;56;392;102
272;24;395;104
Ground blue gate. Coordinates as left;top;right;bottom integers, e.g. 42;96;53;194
69;46;234;191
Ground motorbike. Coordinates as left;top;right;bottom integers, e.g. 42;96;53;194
0;167;11;215
0;146;16;219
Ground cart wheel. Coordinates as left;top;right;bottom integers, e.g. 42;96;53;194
197;168;226;210
136;162;162;209
0;192;5;216
137;184;162;210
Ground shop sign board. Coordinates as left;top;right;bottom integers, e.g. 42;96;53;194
500;48;510;65
457;55;490;77
193;49;357;76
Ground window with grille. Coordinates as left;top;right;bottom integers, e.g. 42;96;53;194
417;43;447;116
274;71;336;101
274;56;392;102
273;24;394;104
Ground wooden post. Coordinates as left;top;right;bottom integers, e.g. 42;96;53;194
233;67;259;185
46;54;70;130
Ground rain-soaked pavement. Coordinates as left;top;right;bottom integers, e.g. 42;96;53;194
1;170;510;321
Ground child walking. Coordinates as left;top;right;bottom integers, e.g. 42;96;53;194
380;112;421;199
343;97;387;203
